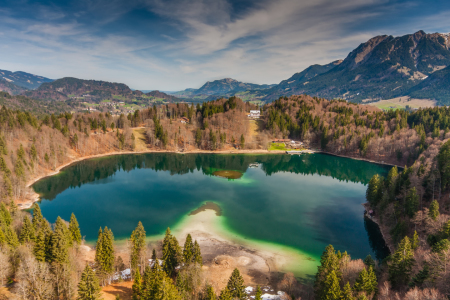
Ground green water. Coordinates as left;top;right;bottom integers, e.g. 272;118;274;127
33;153;391;268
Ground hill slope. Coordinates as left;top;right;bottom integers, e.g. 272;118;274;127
0;69;53;89
407;64;450;104
261;31;450;103
172;78;275;100
0;79;28;95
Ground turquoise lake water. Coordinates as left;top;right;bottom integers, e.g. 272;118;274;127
32;153;391;263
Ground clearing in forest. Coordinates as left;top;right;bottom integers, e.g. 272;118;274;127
366;96;436;110
132;128;148;151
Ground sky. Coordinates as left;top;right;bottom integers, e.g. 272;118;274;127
0;0;450;91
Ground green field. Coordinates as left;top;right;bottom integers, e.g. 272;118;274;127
268;143;288;151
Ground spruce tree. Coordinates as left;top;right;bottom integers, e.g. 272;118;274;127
219;287;233;300
341;282;354;300
132;268;142;300
34;230;46;262
193;240;203;266
152;249;157;260
205;285;217;300
77;265;102;300
183;233;194;264
130;222;146;272
354;266;377;296
95;228;103;265
405;187;419;218
429;200;439;221
323;270;341;300
50;216;69;264
0;227;5;246
363;255;375;269
255;286;263;300
389;236;415;288
4;225;19;248
32;203;44;231
226;268;246;300
315;245;340;299
101;227;115;275
19;215;35;243
412;231;419;250
69;213;82;245
0;203;11;226
162;227;181;277
366;175;382;206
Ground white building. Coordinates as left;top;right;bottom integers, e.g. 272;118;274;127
248;110;261;118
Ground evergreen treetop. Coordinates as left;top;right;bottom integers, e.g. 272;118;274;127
77;265;102;300
226;268;246;300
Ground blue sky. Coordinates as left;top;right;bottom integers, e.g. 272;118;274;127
0;0;449;91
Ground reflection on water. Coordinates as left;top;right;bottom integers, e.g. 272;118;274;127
33;153;391;261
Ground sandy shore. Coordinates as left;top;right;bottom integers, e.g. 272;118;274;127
168;206;319;283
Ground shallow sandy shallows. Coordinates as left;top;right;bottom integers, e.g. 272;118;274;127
166;206;319;289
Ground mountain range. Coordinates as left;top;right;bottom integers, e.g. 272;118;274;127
170;78;276;100
1;30;450;107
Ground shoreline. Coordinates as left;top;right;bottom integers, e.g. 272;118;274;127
168;206;320;279
19;147;397;210
362;203;395;253
20;148;286;209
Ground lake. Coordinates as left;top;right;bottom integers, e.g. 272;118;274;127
32;153;391;271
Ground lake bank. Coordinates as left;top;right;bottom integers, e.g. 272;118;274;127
18;147;399;210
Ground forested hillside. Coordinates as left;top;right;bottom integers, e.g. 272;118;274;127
0;91;449;299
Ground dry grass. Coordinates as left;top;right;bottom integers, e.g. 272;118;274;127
101;281;133;300
132;128;148;152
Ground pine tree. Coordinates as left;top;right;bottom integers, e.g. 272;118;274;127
4;225;19;248
0;227;5;246
255;286;263;300
130;222;146;272
95;228;103;266
183;233;194;264
0;203;11;226
412;231;419;250
240;134;245;149
366;175;382;206
363;255;375;269
353;266;377;296
219;287;233;300
341;282;354;300
132;269;142;300
429;200;439;221
315;245;340;299
226;268;246;300
19;215;35;243
323;270;341;300
162;227;181;277
34;230;46;262
69;213;82;245
193;240;202;266
77;265;102;300
50;216;69;264
101;227;115;275
389;236;415;288
152;249;157;260
32;203;44;231
405;187;419;218
205;285;217;300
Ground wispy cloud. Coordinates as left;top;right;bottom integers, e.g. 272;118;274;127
0;0;449;90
